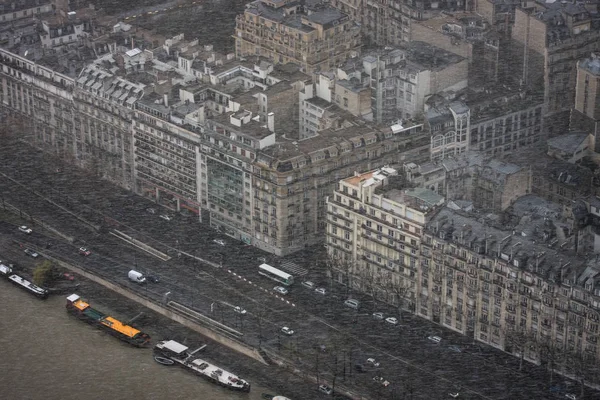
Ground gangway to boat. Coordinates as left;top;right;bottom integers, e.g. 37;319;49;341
167;301;243;338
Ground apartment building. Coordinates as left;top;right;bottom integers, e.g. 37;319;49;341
234;0;362;74
74;54;146;188
572;53;600;147
405;153;531;213
426;101;471;161
328;165;600;364
38;7;97;49
422;198;600;364
468;91;544;159
0;48;75;156
512;0;600;133
326;167;444;309
0;0;52;23
330;0;467;47
426;88;544;160
368;43;468;125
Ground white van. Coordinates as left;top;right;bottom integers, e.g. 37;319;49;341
344;299;360;309
128;270;146;284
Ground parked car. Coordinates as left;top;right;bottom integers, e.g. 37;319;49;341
78;247;91;256
372;312;385;320
159;214;172;221
315;287;326;295
273;286;289;295
565;394;577;400
385;317;398;325
18;226;32;234
449;392;460;398
366;358;380;367
318;384;333;395
427;335;442;344
281;326;294;336
146;274;160;283
373;376;390;387
60;273;75;281
301;281;315;289
344;299;360;309
212;239;226;246
24;248;39;258
233;306;247;315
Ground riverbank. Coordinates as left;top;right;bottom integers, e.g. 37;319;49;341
0;275;313;400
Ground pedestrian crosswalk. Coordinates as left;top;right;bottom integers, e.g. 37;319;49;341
279;260;308;277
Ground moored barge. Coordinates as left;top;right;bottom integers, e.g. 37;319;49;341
66;294;151;347
0;263;48;299
154;339;250;392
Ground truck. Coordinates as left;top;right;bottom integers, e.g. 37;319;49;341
128;270;146;284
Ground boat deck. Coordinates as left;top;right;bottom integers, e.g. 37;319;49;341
187;358;246;386
8;274;47;295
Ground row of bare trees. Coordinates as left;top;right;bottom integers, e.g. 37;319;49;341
323;252;600;397
324;253;413;319
504;325;600;398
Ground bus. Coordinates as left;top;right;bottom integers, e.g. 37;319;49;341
258;263;294;286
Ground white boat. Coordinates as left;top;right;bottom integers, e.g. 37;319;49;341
0;263;48;299
154;340;250;392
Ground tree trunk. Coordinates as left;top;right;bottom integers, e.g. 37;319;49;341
519;353;524;371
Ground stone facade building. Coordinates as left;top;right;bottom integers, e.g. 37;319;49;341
234;0;362;74
327;165;600;364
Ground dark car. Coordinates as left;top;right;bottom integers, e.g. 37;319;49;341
147;274;160;283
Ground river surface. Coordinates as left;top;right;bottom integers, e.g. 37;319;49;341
0;282;276;400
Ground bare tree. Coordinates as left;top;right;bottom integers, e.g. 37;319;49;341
538;335;562;384
356;266;378;310
254;301;268;348
504;326;537;371
386;275;412;321
325;251;356;295
564;349;599;399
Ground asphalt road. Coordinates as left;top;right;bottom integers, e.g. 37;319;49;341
0;139;589;400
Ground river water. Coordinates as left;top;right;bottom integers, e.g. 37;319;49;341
0;283;276;400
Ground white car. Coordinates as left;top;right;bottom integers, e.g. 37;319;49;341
18;226;32;234
281;326;294;336
212;239;226;246
373;312;385;320
315;287;326;295
565;394;577;400
233;306;247;315
427;335;442;344
449;392;460;398
366;358;380;367
24;248;39;258
159;214;172;221
318;384;333;395
385;317;398;325
301;281;315;289
273;286;289;295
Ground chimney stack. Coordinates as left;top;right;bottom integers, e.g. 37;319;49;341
267;112;275;133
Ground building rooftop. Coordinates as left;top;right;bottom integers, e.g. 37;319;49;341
245;0;350;32
0;0;51;14
427;203;588;283
579;53;600;76
547;132;589;155
405;41;466;71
